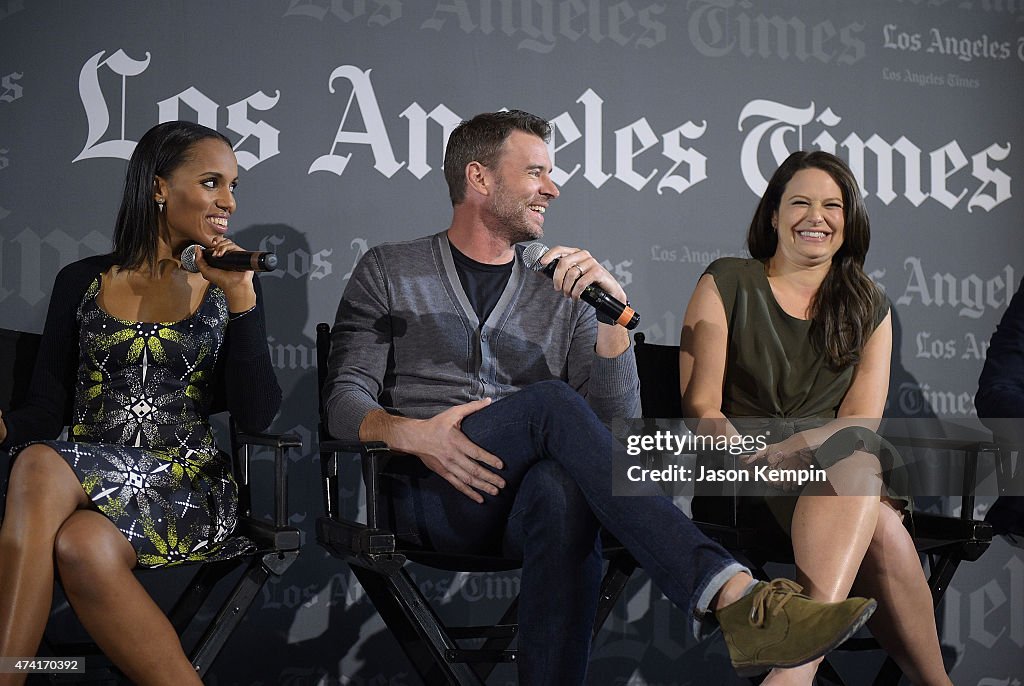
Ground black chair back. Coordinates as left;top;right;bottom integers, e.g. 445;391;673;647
633;332;683;418
0;327;41;413
0;328;75;432
633;330;790;543
315;322;332;427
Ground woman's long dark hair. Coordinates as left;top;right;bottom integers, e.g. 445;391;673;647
111;121;231;271
747;151;883;370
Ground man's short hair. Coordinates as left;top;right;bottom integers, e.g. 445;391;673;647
443;110;551;206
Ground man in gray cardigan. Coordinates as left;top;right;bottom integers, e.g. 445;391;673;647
323;110;876;683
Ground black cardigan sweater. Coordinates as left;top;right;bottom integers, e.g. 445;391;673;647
1;254;282;450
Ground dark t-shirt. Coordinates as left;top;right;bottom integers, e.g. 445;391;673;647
449;243;514;325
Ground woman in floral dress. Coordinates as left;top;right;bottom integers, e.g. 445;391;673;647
0;121;281;685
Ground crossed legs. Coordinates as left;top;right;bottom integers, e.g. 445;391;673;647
392;381;743;684
761;451;951;686
0;445;87;671
851;506;950;685
0;444;200;686
503;461;604;684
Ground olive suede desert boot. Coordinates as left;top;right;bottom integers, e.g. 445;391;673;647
715;579;877;677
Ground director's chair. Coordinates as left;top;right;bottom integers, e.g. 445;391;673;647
314;321;638;685
0;326;302;682
632;331;995;686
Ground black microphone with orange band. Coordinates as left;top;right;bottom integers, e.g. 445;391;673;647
522;242;640;330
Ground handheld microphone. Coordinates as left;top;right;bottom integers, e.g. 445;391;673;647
522;242;640;330
180;244;278;273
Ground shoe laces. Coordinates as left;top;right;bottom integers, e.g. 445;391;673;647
749;579;804;627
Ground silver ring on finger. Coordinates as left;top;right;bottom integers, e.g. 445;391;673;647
570;264;585;286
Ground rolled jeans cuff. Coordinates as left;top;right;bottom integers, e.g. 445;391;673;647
692;561;750;639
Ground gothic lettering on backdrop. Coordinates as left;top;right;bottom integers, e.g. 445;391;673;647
266;336;316;371
686;0;866;64
309;65;709;194
0;71;21;222
1;71;23;102
893;381;976;417
69;53;1014;213
279;1;887;61
738;100;1012;211
308;65;410;178
0;229;109;307
876;257;1018;417
0;147;9;222
941;555;1024;653
883;23;1016;62
282;0;667;53
913;330;991;362
418;0;668;53
257;234;334;281
72;49;281;170
895;257;1015;320
283;0;402;26
260;236;365;372
341;238;369;282
313;71;1012;209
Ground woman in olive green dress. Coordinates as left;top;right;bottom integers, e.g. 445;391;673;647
678;151;950;685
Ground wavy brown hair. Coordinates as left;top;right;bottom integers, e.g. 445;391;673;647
747;151;884;370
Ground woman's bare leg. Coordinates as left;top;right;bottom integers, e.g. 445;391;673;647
54;510;201;686
850;504;952;685
761;451;883;685
0;444;88;685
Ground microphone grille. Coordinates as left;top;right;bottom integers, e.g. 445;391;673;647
180;244;201;273
521;242;549;271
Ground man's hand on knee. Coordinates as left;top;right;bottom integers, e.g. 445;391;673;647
386;399;507;503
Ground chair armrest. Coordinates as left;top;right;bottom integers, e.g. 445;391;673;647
321;439;388;454
881;434;1001;520
881;435;998;453
319;437;403;529
232;427;302;528
316;437;404;569
235;430;302;450
236;516;302;552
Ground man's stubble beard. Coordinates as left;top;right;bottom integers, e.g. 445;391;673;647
488;178;543;245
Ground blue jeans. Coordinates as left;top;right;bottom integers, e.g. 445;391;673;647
388;380;744;684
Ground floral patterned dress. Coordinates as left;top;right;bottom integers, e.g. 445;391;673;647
24;277;252;567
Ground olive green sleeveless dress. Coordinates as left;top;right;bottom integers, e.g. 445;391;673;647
694;257;906;533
